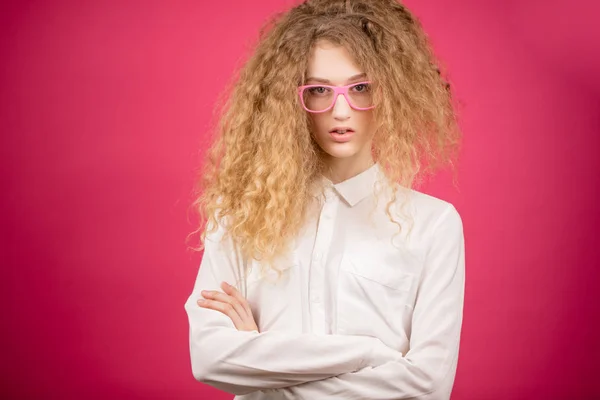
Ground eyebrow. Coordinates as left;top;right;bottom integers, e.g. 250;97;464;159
305;73;367;84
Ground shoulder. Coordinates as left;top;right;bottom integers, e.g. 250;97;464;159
409;188;460;219
389;185;463;238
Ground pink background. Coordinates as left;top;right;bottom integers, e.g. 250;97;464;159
2;0;599;399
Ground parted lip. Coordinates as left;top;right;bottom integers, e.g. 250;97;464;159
329;126;355;133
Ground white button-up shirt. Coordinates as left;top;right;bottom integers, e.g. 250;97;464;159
184;162;465;400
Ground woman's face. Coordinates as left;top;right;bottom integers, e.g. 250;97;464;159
304;40;376;168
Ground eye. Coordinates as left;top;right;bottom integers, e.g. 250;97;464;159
351;83;371;92
307;86;331;96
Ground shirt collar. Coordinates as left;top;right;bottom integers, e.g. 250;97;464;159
319;162;383;207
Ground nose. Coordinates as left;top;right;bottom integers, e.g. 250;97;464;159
331;93;351;119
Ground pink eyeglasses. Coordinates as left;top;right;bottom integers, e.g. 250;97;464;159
297;81;376;113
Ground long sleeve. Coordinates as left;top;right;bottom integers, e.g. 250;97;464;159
261;204;466;400
184;218;402;396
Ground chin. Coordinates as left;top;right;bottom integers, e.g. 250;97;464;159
322;144;360;159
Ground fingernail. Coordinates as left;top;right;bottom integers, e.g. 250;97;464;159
197;299;206;304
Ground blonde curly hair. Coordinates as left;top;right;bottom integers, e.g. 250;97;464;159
191;0;460;274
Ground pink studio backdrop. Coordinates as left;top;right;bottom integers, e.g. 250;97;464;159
1;0;599;399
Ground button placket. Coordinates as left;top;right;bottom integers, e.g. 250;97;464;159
308;187;338;333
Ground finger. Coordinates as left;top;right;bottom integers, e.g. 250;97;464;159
202;290;248;324
221;282;253;316
197;298;245;328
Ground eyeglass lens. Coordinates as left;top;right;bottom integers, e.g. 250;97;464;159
301;83;373;112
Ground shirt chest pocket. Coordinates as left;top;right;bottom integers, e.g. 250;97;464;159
336;253;419;339
341;257;417;298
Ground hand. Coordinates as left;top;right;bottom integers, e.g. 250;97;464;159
197;281;259;332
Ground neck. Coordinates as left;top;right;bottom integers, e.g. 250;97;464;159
321;154;375;184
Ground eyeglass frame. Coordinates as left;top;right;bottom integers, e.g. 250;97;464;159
297;81;376;113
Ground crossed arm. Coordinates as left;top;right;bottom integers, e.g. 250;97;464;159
184;204;465;399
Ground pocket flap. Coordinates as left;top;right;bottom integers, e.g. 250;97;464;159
343;257;416;292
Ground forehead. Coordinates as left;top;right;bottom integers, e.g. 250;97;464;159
306;40;363;84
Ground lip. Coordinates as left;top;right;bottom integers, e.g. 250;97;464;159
329;130;355;143
329;126;355;133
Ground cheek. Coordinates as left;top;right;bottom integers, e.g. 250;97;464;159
357;113;374;132
308;115;328;137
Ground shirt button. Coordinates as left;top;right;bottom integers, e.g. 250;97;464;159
313;252;322;261
310;294;321;303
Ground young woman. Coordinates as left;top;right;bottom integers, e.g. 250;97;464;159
184;1;465;399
